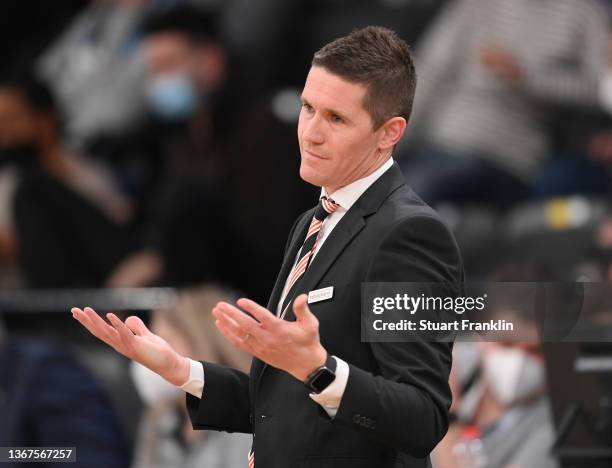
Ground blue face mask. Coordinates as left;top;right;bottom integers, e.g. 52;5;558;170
145;73;198;120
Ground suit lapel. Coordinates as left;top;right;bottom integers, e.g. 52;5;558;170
265;209;314;313
250;209;314;386
291;163;406;307
251;163;406;391
282;208;366;321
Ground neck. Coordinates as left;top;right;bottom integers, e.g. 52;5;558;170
325;153;390;196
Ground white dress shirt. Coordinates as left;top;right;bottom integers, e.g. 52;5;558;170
179;158;395;419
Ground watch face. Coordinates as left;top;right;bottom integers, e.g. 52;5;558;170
311;368;335;393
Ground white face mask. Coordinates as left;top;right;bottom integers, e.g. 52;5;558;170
483;347;545;406
145;72;198;120
130;361;182;406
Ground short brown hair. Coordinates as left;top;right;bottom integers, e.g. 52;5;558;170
312;26;417;130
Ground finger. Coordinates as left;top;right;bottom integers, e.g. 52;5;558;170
72;308;96;331
212;304;240;326
292;294;316;326
215;311;246;341
71;307;90;325
125;316;153;337
106;313;138;352
236;298;279;328
72;308;97;334
213;306;269;348
74;307;121;345
214;315;256;353
216;302;264;336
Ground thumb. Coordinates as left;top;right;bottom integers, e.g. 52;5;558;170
293;294;315;325
125;316;153;337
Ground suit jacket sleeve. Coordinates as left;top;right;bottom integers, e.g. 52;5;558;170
186;362;252;433
332;214;463;457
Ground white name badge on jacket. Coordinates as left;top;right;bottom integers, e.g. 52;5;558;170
308;286;334;304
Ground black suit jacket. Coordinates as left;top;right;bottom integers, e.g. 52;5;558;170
187;163;464;467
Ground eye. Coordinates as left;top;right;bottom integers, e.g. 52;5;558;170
302;102;314;113
331;114;343;124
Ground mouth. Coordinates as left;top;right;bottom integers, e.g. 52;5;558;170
303;149;326;160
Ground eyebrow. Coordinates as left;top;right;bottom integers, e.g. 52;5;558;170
301;96;351;123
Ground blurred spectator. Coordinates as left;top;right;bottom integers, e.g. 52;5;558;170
0;317;131;468
400;0;608;209
529;28;612;200
434;268;559;468
37;0;152;144
563;31;612;198
434;341;557;468
137;2;230;177
129;285;252;468
0;73;134;288
104;4;236;289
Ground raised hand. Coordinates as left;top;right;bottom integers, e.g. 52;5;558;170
71;307;190;386
212;294;327;382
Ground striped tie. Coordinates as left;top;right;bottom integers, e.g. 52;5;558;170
248;197;338;467
248;449;254;468
279;196;339;319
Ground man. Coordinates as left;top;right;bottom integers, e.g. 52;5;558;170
73;26;464;467
103;5;233;290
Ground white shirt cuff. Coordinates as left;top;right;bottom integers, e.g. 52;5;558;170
179;358;205;399
309;356;349;418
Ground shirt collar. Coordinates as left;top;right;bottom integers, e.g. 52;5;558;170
320;158;394;211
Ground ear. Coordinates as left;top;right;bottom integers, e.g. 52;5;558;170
378;116;407;151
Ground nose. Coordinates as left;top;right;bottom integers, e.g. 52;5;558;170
300;112;325;145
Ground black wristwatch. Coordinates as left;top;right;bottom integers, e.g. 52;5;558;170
304;353;337;394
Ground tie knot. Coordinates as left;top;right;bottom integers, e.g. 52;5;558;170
314;196;339;221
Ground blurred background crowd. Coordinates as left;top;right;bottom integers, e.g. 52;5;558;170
1;0;612;467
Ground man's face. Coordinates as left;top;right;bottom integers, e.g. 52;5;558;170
144;32;195;78
143;32;224;92
298;66;383;194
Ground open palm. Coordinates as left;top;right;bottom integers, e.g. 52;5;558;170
71;306;189;386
